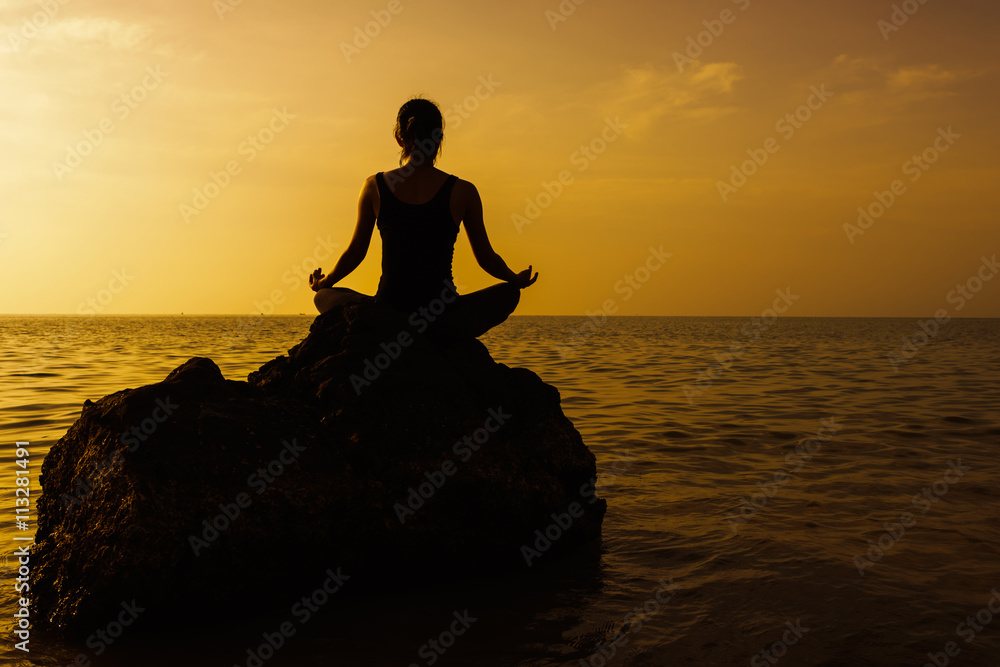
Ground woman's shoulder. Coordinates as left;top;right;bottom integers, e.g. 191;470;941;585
452;178;482;209
358;174;382;205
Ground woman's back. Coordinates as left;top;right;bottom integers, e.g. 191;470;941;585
374;169;461;313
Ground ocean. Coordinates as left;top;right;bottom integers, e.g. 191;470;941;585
1;315;998;666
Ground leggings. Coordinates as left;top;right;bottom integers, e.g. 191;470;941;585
313;283;520;339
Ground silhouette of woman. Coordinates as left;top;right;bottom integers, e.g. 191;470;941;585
310;97;537;338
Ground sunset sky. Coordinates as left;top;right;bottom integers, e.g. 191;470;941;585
1;0;998;316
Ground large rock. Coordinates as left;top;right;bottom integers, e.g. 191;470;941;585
33;301;606;631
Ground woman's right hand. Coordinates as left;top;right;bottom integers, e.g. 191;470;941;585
511;266;538;289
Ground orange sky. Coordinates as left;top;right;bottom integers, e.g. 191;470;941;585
2;0;998;316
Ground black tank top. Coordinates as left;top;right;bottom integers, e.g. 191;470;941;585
374;172;460;313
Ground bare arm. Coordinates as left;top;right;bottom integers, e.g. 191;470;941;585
310;177;378;290
460;181;538;288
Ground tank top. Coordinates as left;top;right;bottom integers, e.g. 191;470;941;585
374;172;460;313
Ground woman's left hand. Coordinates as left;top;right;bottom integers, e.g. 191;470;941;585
309;268;326;292
511;266;538;289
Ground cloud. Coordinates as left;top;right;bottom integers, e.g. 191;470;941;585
690;62;743;93
819;54;986;131
0;0;41;8
829;54;982;97
46;17;152;50
1;16;154;56
594;61;744;136
887;63;981;96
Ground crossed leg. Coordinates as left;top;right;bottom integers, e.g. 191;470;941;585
313;283;520;339
432;282;520;339
313;287;371;314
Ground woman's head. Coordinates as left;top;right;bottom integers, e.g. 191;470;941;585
395;97;444;166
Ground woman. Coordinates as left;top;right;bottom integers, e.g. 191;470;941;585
309;97;537;339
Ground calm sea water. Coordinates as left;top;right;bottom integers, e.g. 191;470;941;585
1;315;999;666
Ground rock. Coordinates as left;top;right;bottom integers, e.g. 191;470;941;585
33;301;606;631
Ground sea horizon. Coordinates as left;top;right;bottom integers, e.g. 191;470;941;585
3;313;999;319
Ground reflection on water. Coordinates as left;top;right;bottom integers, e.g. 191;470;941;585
1;315;998;665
